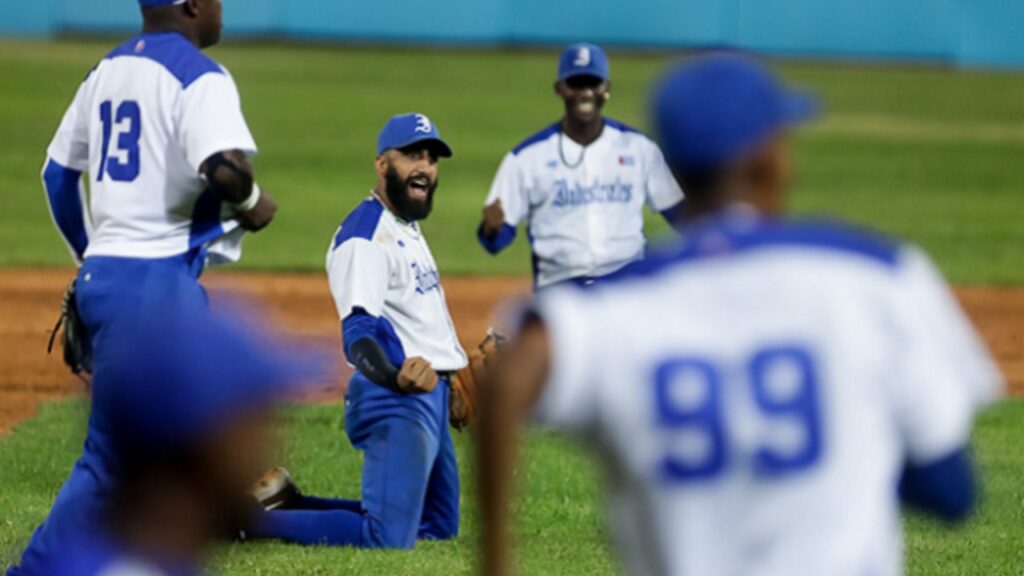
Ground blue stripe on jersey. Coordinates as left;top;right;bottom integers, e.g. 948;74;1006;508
188;189;225;251
104;32;222;89
603;118;644;135
333;197;386;250
42;159;89;261
512;122;561;156
602;215;902;285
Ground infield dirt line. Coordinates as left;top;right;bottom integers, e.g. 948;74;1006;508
0;268;1019;435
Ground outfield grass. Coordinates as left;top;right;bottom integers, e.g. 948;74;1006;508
1;398;1022;575
1;39;1023;282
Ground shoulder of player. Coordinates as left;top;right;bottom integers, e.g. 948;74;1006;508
510;122;562;156
101;32;226;89
601;217;908;287
603;117;648;139
753;218;907;269
330;197;388;251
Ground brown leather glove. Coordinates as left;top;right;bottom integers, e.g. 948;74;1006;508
397;356;438;394
451;331;507;431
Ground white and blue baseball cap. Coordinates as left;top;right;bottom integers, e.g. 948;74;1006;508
558;43;610;82
652;53;818;170
139;0;186;7
377;113;453;157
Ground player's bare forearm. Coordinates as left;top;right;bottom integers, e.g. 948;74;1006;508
481;200;506;237
477;317;550;576
200;149;277;231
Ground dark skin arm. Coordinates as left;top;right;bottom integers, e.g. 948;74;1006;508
477;317;551;576
481;200;506;237
200;150;277;232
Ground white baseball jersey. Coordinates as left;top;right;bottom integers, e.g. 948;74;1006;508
485;120;683;288
327;195;467;371
531;213;1002;576
45;32;257;262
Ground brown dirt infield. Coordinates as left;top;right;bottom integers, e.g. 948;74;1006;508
0;269;1020;435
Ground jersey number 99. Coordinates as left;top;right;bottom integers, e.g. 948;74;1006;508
98;100;141;183
654;345;822;483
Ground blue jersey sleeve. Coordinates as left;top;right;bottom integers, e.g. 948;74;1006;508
42;158;89;264
477;222;517;255
899;445;977;522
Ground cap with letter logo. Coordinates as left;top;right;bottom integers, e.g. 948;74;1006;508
377;113;453;157
558;43;610;82
652;53;818;170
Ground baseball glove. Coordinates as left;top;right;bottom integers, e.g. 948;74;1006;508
451;330;507;432
48;279;92;380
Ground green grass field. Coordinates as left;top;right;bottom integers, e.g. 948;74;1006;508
1;399;1022;575
1;39;1024;281
1;39;1023;575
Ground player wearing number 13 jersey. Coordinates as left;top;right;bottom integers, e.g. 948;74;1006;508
11;1;276;575
478;55;1004;576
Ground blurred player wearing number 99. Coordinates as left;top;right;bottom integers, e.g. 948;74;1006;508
478;54;1003;576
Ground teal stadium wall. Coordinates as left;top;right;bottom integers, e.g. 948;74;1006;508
2;0;1023;68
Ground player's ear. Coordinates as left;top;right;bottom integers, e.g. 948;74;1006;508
183;0;200;18
554;81;565;98
374;154;388;178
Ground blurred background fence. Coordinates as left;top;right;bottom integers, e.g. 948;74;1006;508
3;0;1024;69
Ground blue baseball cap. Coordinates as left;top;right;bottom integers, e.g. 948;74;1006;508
558;43;610;82
139;0;185;7
377;113;453;158
652;53;818;171
97;304;326;457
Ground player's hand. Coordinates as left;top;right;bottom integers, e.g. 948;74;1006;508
397;356;438;394
236;188;278;232
481;201;506;237
451;331;506;431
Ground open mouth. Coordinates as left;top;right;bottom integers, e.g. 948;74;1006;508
407;176;431;201
576;101;596;115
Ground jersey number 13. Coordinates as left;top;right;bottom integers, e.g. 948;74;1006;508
98;100;142;183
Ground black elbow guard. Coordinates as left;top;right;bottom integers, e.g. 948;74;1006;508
202;152;253;204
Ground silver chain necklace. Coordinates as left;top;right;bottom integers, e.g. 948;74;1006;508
558;131;587;169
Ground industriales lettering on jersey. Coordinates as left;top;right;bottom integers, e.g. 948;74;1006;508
551;177;633;208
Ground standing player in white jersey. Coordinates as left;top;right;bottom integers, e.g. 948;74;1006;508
10;1;276;574
246;114;476;549
478;54;1003;576
477;43;684;289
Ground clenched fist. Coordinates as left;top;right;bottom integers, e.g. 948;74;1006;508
397;356;438;394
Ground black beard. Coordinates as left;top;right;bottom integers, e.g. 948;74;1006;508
385;165;437;222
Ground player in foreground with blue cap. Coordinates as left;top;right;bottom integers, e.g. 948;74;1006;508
477;43;684;289
477;53;1003;576
39;305;318;576
244;114;493;549
13;0;276;573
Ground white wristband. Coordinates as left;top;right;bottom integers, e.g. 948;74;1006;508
233;183;261;212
